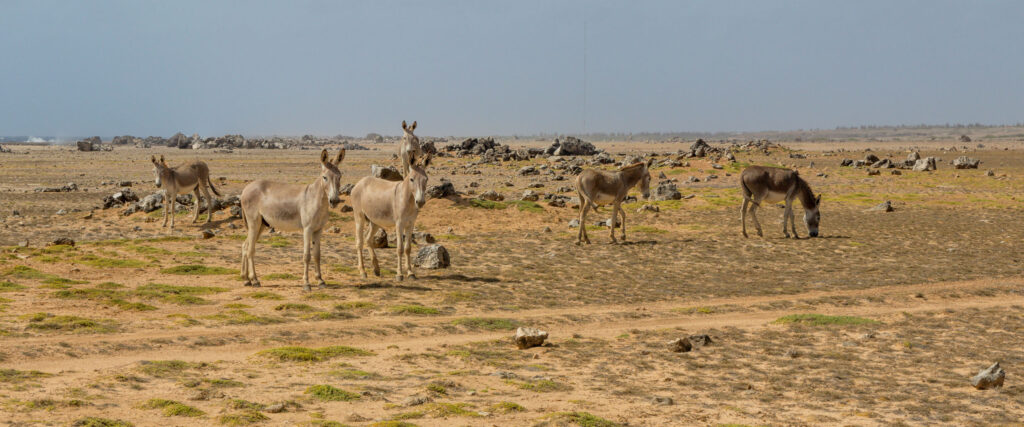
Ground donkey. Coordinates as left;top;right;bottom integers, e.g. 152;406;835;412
740;166;821;239
151;155;221;229
350;153;431;281
239;149;345;290
399;120;421;178
574;161;652;245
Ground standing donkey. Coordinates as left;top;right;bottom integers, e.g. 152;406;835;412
399;120;421;178
151;155;221;229
239;149;345;290
574;161;652;245
350;153;431;281
740;166;821;238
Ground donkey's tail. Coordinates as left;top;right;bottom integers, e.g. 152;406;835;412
207;177;222;197
740;178;759;207
574;174;599;213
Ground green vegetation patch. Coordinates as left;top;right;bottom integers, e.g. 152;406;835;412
773;313;880;326
274;303;316;312
628;225;668;234
106;299;158;311
469;199;506;210
24;313;116;333
545;411;620;427
137;360;210;378
259;345;373;362
248;291;284;300
140;398;205;417
0;368;53;384
507;200;544;213
306;384;361;401
135;283;228;305
389;304;441;316
304;292;338;300
203;309;282;325
218;411;269;426
5;265;52;279
226;399;265;411
160;264;235;275
509;378;572;392
77;255;150;268
334;301;376;310
451;317;520;330
490;401;525;414
0;281;26;292
71;417;134;427
263;272;299;280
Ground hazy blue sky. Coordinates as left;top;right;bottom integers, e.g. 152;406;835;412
1;0;1022;137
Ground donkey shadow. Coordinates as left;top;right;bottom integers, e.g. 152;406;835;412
355;282;433;292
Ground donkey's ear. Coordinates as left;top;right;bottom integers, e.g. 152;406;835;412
402;120;408;131
816;194;822;205
646;158;654;167
334;149;346;165
160;155;166;165
151;155;158;164
423;153;432;167
320;149;329;164
410;121;417;131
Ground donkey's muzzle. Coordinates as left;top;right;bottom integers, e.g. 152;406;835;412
809;231;819;238
329;198;341;209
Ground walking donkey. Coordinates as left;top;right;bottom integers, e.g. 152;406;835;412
399;120;421;178
351;152;432;281
574;161;652;245
740;166;821;238
150;155;221;229
239;149;345;290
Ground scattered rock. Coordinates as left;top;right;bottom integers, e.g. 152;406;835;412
521;190;539;201
652;181;682;201
971;362;1005;390
688;334;713;347
866;169;880;176
201;230;215;239
907;151;921;162
264;403;286;413
102;188;139;209
402;395;432;407
543;226;552;233
952;156;980;169
413;244;450;269
427;181;457;199
637;204;660;213
371;164;403;181
479;190;504;201
546;136;599;156
667;338;692;353
865;154;880;163
868;201;894;212
568;219;580;228
651;397;674;406
517;165;539;176
960;134;972;142
49;237;75;247
514;327;548;349
913;157;938;172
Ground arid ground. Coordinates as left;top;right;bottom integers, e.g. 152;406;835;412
1;141;1023;426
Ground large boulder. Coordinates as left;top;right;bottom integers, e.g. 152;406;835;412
427;181;456;199
167;132;190;148
652;181;682;201
913;157;937;171
690;139;711;157
111;135;135;145
478;190;504;201
413;244;450;269
370;229;388;248
907;151;921;162
959;135;972;143
102;188;139;209
971;362;1005;390
76;137;101;151
371;165;403;181
865;154;880;163
547;136;598;156
952;156;980;169
513;327;548;349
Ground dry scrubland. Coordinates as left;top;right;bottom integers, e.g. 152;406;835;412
1;141;1024;426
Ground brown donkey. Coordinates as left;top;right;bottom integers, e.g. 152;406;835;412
239;149;345;290
150;155;221;229
740;166;821;238
574;161;651;245
350;153;431;281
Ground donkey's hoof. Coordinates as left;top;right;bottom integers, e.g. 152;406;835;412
302;284;312;292
373;269;381;277
251;281;261;288
406;274;417;280
395;275;404;282
243;281;252;287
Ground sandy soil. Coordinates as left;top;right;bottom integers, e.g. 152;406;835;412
0;142;1022;426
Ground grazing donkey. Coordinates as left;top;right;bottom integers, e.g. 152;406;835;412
574;161;652;245
239;149;345;290
351;153;431;281
399;120;421;178
150;155;221;229
740;166;821;238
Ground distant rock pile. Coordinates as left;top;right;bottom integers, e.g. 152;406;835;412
76;136;113;152
840;151;941;171
545;136;599;156
0;144;11;153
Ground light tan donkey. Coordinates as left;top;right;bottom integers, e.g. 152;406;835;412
239;149;345;291
575;161;652;245
740;165;821;239
151;155;221;229
350;153;431;281
398;120;421;178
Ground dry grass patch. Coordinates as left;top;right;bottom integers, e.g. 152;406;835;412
451;317;520;330
259;345;373;362
71;417;134;427
23;313;116;333
160;264;234;275
0;368;53;384
248;291;284;300
773;313;879;326
544;411;620;427
218;411;269;426
203;309;282;325
306;384;360;401
139;398;205;417
389;304;441;316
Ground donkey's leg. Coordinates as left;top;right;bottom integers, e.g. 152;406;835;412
782;199;792;238
577;202;592;245
245;219;263;287
367;224;381;277
608;202;620;244
618;204;627;241
202;184;214;223
790;206;800;239
741;198;750;238
354;215;368;278
300;227;313;291
394;224;405;281
749;199;764;237
192;187;202;223
404;227;415;279
313;230;326;288
240;238;250;285
163;190;173;227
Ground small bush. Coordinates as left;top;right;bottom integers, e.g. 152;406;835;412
218;411;270;426
306;384;360;401
24;313;116;333
773;314;879;326
72;417;134;427
389;304;441;316
259;345;373;362
490;401;525;413
140;398;205;417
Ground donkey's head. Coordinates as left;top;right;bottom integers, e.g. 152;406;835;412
408;153;432;209
401;120;419;146
640;159;653;199
804;194;822;237
151;155;169;188
319;149;346;208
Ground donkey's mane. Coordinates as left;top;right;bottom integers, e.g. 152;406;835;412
795;177;817;209
619;162;646;171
